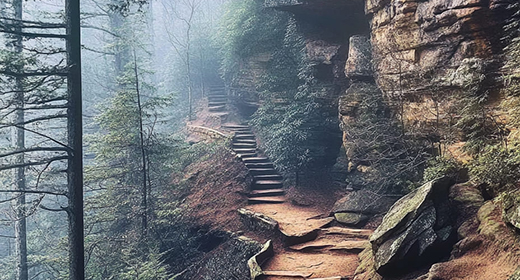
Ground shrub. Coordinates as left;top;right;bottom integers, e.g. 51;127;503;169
468;143;520;194
423;156;461;182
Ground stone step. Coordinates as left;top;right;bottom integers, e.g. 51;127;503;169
207;92;226;96
208;101;227;107
245;162;274;169
262;271;312;278
233;147;257;152
249;189;285;197
234;134;255;140
208;97;227;103
249;168;278;176
253;180;283;189
289;238;369;253
234;130;254;134
254;174;283;181
233;139;256;144
321;227;373;239
233;143;257;148
242;157;269;163
222;124;250;129
248;196;285;204
239;153;258;158
207;95;226;100
208;105;226;112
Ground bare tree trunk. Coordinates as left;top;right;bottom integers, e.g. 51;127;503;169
133;50;148;235
187;40;192;120
109;5;127;75
186;8;193;121
65;0;84;279
11;0;28;279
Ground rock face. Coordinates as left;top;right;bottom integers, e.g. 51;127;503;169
345;35;372;79
367;0;509;96
366;0;514;139
370;177;456;275
332;190;398;225
502;190;520;230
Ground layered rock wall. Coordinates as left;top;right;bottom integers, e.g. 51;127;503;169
366;0;515;139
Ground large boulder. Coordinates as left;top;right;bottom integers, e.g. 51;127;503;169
449;182;485;238
370;177;456;275
502;190;520;231
332;190;399;226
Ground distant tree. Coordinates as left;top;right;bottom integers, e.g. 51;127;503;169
1;0;28;279
162;0;203;120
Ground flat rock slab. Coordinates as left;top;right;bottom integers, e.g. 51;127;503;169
262;250;359;279
263;270;313;278
279;217;334;238
289;236;368;252
335;212;369;226
321;227;373;239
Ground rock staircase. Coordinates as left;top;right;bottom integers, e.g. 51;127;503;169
207;85;230;119
221;124;286;205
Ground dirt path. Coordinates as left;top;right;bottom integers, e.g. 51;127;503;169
246;203;371;279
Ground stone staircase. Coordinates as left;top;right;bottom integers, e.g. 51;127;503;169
221;124;285;205
207;85;230;119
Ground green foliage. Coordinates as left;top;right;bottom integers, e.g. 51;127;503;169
423;156;461;182
118;247;173;280
501;4;520;132
468;142;520;194
342;82;425;193
220;4;339;178
84;54;176;279
218;0;288;84
447;58;506;154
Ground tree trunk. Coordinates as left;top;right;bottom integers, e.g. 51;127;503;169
133;50;148;236
65;0;84;279
11;0;28;279
187;21;193;121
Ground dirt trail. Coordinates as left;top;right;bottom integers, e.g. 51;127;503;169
187;89;368;279
246;203;370;279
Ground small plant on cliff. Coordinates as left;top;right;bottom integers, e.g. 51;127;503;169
342;82;426;194
448;58;507;154
423;156;461;182
467;142;520;194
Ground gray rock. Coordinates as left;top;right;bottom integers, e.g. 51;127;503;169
345;35;372;79
509;266;520;280
332;189;398;226
502;190;520;230
370;177;455;275
332;190;398;215
374;206;437;271
334;212;369;226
